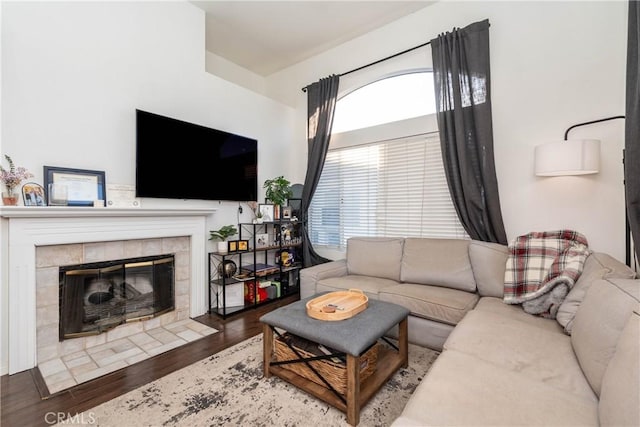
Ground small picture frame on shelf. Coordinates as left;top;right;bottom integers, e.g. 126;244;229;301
237;240;249;251
256;233;269;248
282;206;292;219
258;204;274;221
227;240;238;253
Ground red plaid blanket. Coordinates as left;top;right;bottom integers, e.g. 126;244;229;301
503;230;591;318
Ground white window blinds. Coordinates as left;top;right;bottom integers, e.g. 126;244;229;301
309;132;468;249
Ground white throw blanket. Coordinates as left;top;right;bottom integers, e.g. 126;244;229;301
503;230;591;318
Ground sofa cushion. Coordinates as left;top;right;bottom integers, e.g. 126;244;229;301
468;240;508;298
445;309;595;400
598;311;639;427
392;350;599;427
474;297;564;334
556;253;636;335
316;275;398;300
346;237;404;281
571;278;640;396
379;283;478;326
400;238;476;292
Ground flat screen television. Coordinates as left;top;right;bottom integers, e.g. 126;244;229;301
136;109;258;202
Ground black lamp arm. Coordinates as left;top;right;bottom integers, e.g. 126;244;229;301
564;115;626;140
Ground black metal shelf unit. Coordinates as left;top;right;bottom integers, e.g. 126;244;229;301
208;219;303;318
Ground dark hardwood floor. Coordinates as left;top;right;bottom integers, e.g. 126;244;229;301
1;295;298;427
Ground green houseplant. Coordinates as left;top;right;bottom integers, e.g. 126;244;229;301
209;225;238;254
263;176;292;207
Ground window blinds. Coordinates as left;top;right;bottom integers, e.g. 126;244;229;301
309;132;468;249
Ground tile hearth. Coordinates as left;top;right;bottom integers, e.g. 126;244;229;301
39;318;217;395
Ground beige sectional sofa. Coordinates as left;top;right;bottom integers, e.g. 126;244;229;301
300;236;639;426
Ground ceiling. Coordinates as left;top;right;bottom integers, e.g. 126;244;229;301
190;1;434;76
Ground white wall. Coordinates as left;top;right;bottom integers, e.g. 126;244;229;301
206;50;267;97
267;1;629;262
1;0;296;229
0;1;296;375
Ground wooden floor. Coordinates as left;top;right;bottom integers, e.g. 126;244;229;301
1;295;298;427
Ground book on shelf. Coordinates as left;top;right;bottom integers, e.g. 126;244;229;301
232;273;255;281
242;263;278;274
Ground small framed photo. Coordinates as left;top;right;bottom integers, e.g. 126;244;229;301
22;182;46;206
282;206;292;219
258;203;274;222
256;233;269;248
227;240;238;253
43;166;106;207
238;240;249;251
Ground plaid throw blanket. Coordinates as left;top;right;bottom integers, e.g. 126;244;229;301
503;230;591;318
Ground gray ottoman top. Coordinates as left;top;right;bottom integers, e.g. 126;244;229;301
260;294;409;356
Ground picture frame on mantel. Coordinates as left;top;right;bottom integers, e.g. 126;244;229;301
22;182;46;206
44;166;106;207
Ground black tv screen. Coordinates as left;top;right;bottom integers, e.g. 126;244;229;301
136;109;258;202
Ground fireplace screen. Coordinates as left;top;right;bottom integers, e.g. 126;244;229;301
59;254;175;340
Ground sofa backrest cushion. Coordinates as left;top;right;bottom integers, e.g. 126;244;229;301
571;278;640;396
468;240;509;298
400;238;476;292
598;310;639;427
557;253;636;335
347;237;404;281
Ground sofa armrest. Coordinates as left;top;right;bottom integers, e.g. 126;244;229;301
300;259;348;299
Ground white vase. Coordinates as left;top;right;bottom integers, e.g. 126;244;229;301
217;241;228;254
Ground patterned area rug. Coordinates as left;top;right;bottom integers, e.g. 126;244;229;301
66;334;440;426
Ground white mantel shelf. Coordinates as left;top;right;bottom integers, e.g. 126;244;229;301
0;206;217;218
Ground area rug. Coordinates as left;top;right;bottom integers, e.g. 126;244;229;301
68;334;440;426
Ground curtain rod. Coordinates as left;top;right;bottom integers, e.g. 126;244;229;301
301;40;431;92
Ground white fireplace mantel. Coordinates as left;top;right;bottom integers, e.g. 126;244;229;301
0;206;217;218
1;206;216;374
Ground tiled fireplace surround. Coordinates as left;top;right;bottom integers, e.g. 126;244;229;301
36;237;190;369
1;208;215;375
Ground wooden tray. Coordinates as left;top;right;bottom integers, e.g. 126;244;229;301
306;289;368;321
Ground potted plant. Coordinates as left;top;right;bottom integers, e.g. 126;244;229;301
263;176;292;219
254;209;264;224
247;201;264;224
0;155;33;206
209;225;238;254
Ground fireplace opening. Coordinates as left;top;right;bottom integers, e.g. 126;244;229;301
59;254;175;340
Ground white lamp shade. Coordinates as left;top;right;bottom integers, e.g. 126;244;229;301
534;139;600;176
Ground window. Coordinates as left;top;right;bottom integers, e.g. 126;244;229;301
332;72;437;134
309;72;468;250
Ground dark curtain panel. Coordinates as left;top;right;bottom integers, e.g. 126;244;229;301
301;75;340;267
626;0;640;264
431;19;508;245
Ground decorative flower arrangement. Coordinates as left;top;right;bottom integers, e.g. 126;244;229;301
0;155;33;203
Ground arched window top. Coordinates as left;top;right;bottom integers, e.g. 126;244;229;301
332;71;437;134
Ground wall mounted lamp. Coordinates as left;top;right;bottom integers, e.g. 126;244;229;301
534;115;625;176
